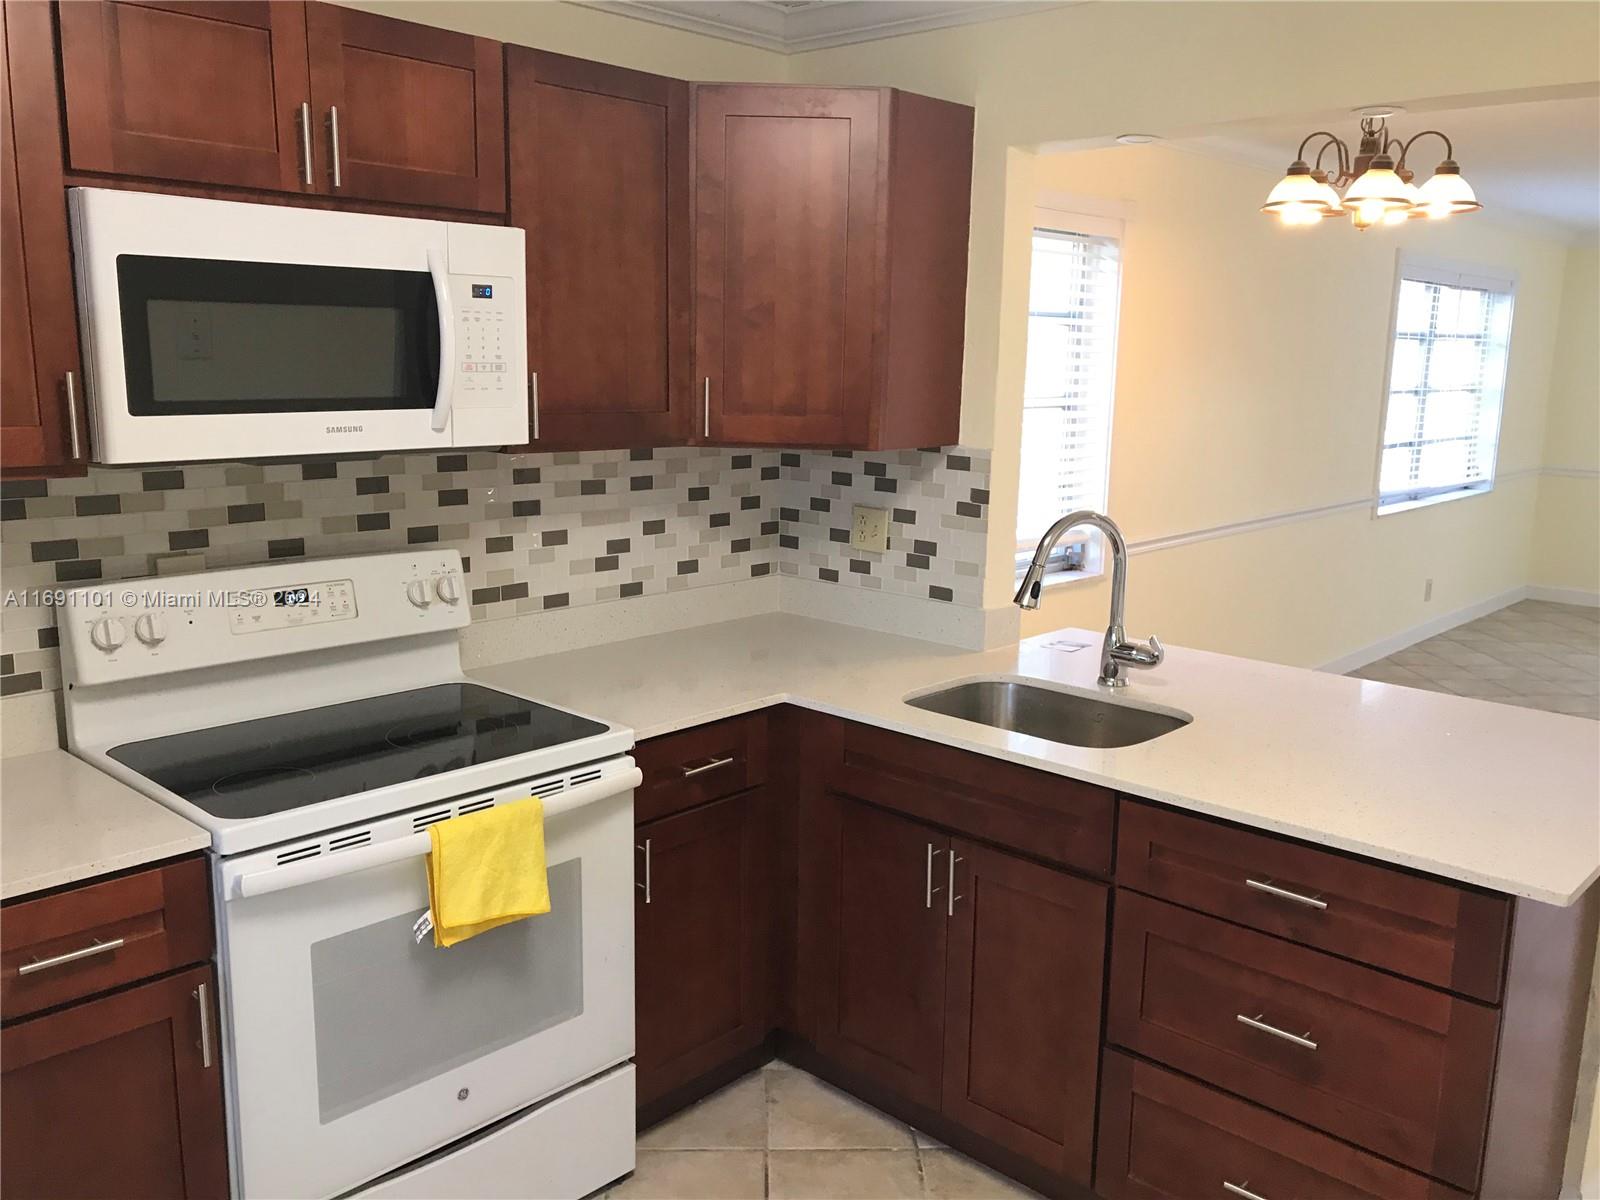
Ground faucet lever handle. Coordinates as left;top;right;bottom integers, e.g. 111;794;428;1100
1113;632;1164;669
1147;633;1164;665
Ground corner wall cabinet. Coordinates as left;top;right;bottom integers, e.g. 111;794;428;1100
635;706;1599;1200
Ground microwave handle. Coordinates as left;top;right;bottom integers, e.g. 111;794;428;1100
426;247;455;433
228;767;641;901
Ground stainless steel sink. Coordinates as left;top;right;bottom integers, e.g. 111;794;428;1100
905;679;1190;749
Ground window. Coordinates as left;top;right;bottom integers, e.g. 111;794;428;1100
1016;212;1122;578
1377;260;1515;513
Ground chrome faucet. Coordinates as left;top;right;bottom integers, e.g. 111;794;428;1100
1013;510;1164;688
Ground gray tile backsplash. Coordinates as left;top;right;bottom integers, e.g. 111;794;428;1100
0;446;989;697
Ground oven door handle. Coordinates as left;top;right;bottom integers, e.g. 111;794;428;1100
426;247;455;434
229;767;641;902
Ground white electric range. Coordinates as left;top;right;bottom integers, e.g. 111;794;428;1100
58;550;638;1200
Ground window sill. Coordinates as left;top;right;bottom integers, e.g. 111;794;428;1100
1375;482;1494;518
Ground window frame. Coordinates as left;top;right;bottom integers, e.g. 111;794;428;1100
1372;253;1517;518
1015;205;1125;585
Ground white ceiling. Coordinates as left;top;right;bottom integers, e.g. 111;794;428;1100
574;0;1068;52
1180;95;1600;237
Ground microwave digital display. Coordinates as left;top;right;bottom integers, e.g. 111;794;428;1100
471;284;493;299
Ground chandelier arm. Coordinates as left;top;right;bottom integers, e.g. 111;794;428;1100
1295;131;1347;164
1396;129;1455;170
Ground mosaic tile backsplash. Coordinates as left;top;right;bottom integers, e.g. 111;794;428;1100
0;447;989;697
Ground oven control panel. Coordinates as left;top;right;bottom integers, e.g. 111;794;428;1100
59;551;470;687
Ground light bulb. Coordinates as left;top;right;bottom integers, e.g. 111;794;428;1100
1278;203;1323;227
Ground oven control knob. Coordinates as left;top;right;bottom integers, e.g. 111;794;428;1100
89;617;127;652
406;579;433;609
134;613;167;646
434;574;461;605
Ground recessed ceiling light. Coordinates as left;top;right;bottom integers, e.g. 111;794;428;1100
1115;133;1160;145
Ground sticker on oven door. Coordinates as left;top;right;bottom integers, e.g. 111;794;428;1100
412;910;435;944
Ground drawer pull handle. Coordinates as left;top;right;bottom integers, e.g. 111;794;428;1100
681;756;735;779
1223;1183;1270;1200
194;981;214;1070
637;839;652;904
1244;878;1327;910
17;937;125;976
1237;1012;1318;1050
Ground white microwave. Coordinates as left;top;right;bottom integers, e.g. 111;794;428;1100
68;188;528;464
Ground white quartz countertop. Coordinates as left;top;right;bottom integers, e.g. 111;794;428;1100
1;750;211;901
472;614;1600;907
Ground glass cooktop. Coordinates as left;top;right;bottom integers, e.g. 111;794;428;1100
106;684;609;821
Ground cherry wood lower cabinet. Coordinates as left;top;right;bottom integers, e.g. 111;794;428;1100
2;0;87;479
1096;1051;1471;1200
0;854;225;1200
634;782;775;1110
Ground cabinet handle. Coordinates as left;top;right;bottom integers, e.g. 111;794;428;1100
1236;1012;1318;1051
297;100;313;186
1245;878;1327;910
703;378;710;438
947;852;963;917
63;371;82;460
17;935;123;976
680;756;734;779
530;371;539;440
636;838;651;904
1223;1183;1270;1200
327;105;343;188
194;981;215;1069
924;843;945;909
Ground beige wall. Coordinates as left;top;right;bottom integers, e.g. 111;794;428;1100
334;0;787;80
1003;143;1572;665
1534;242;1600;596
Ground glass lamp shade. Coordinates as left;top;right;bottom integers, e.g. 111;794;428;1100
1261;164;1329;225
1415;163;1481;218
1385;178;1423;224
1340;161;1414;215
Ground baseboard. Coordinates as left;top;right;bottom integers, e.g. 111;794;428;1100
1529;585;1600;608
1317;587;1530;674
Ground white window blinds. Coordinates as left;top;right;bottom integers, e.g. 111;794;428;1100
1017;219;1122;573
1378;263;1514;511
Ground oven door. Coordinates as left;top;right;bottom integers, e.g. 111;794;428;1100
68;187;524;464
214;766;637;1200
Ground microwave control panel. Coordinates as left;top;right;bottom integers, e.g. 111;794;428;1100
451;275;516;403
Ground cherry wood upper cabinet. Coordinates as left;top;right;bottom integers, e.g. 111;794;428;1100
1;964;228;1200
506;49;688;450
2;1;87;479
693;85;973;449
58;0;314;193
941;839;1107;1184
305;3;504;213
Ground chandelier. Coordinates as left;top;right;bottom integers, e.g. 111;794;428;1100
1261;108;1481;231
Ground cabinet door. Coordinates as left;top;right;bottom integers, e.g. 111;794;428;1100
306;3;504;212
636;791;770;1106
58;0;312;192
1;963;227;1199
941;839;1107;1183
693;86;882;447
507;50;688;450
815;792;947;1108
1;1;86;478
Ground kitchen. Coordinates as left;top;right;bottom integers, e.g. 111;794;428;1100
1;2;1597;1199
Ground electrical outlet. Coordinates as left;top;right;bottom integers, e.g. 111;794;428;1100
1423;577;1434;602
850;504;889;553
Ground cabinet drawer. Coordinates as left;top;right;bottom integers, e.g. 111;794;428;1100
636;713;769;823
1107;892;1497;1190
1118;800;1510;1001
1096;1051;1471;1200
1;857;213;1020
830;721;1114;875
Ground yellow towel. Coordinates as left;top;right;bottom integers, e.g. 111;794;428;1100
425;796;550;948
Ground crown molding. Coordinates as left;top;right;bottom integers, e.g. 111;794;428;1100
572;1;1074;54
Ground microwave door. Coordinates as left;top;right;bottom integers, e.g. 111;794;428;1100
97;255;452;463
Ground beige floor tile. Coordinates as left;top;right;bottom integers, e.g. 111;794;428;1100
912;1128;945;1150
768;1150;922;1199
919;1150;1043;1199
768;1070;916;1149
640;1073;768;1150
606;1150;766;1200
